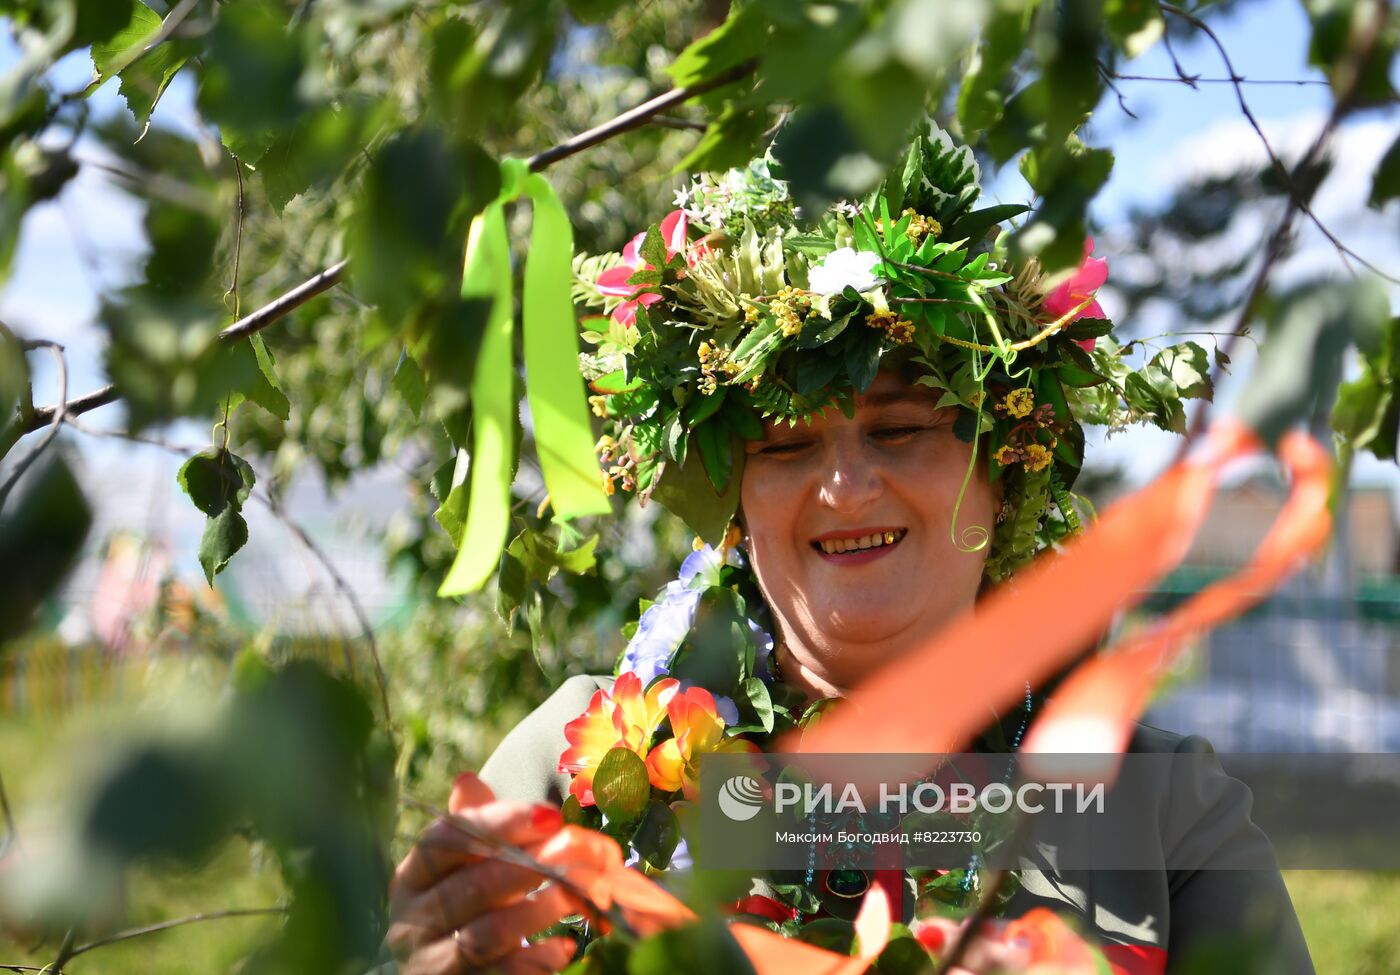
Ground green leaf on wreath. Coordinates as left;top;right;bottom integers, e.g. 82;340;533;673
593;747;651;826
630;800;680;871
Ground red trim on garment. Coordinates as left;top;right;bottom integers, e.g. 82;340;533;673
731;895;798;925
1102;943;1168;975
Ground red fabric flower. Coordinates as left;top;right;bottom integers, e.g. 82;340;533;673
1043;236;1108;352
595;210;690;327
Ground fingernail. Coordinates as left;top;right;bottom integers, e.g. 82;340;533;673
453;770;480;790
530;804;564;832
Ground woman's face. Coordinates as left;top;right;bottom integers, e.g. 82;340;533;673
740;370;996;688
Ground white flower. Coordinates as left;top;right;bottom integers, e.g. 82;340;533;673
806;247;885;295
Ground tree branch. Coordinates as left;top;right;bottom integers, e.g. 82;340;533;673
65;908;285;960
19;259;349;434
1173;0;1394;456
525;59;757;171
17;59;759;437
0;342;68;511
1161;4;1399;287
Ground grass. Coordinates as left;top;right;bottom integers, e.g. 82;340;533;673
1285;870;1400;975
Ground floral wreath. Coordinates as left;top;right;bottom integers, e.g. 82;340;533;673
574;120;1211;581
551;120;1211;957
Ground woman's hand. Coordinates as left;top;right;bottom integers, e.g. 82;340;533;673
386;772;583;974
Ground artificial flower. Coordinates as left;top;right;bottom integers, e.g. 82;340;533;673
806;247;884;296
1042;237;1108;352
1002;907;1099;974
595;210;691;327
618;544;773;725
644;685;759;799
559;671;679;806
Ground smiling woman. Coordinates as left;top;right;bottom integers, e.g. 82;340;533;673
386;124;1313;975
741;371;997;701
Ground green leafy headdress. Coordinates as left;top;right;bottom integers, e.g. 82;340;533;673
576;121;1212;580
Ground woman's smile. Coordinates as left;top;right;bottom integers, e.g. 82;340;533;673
811;526;908;563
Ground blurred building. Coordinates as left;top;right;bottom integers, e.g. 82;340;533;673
1143;479;1400;751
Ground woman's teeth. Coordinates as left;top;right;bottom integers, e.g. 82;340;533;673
814;529;907;555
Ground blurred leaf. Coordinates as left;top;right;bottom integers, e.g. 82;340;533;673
1303;0;1398;106
83;745;233;862
1371;131;1400;206
959;0;1029;134
0;455;91;643
667;3;768;87
1239;277;1390;448
0;324;26;437
347;128;499;322
393;350;429;416
1332;313;1400;462
1013;137;1113;272
772;104;889;216
1104;0;1165;58
197;0;307;154
566;0;629;23
103;295;254;430
628;914;757;975
257;99;384;213
144;199;221;295
678;103;767;173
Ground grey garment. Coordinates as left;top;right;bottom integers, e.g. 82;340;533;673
478;674;1314;974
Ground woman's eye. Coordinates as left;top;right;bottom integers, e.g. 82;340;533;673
872;426;925;441
756;440;810;456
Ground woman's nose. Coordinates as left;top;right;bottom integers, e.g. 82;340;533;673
815;439;882;513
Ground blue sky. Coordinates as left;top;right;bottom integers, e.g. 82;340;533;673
1;0;1397;605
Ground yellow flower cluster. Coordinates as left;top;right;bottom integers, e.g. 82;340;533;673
740;293;761;324
697;340;739;395
587;394;610;418
771;286;811;337
865;309;916;345
1023;443;1052;472
901;208;942;243
1003;387;1035;419
992;385;1061;474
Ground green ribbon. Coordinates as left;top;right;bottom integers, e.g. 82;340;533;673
439;159;611;596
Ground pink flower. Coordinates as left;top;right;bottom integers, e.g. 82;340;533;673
595;210;690;328
1042;237;1108;352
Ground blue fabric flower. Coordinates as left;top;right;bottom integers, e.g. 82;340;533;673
618;544;774;721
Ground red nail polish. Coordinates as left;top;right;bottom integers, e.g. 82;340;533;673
453;770;480;790
530;804;564;832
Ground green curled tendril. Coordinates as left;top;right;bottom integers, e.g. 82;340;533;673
949;341;991;554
